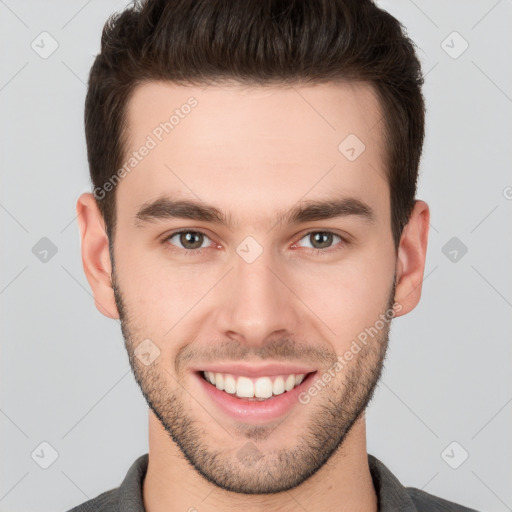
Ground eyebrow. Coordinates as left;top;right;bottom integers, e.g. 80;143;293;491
134;195;375;229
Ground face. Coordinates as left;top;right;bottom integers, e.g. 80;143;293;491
108;81;401;493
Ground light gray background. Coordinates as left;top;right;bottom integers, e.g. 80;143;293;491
1;1;511;511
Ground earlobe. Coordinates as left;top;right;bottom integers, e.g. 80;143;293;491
76;192;120;320
393;200;430;317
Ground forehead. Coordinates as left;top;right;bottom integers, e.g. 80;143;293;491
117;80;388;227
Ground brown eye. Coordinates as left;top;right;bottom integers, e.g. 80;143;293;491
166;231;210;251
310;232;334;249
298;231;343;251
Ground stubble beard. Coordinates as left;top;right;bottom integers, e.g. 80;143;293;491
111;267;395;494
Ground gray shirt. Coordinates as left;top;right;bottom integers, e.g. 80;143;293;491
67;453;480;511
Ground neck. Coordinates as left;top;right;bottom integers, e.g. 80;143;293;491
143;411;378;512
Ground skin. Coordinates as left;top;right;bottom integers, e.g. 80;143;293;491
77;80;429;512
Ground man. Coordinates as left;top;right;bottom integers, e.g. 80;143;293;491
69;0;479;510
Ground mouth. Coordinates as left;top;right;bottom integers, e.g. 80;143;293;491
193;365;317;423
201;371;309;400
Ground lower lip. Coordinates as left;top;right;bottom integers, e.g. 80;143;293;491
195;371;316;424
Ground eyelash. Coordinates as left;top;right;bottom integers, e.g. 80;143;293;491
161;229;348;257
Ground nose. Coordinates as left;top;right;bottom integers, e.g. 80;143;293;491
215;242;303;348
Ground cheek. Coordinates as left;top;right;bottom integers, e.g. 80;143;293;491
125;272;200;328
292;249;395;346
113;243;198;331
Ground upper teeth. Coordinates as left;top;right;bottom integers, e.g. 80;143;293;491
203;371;306;399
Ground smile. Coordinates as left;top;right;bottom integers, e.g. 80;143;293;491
202;371;307;400
194;365;318;423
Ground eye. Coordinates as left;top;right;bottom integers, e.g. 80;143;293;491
163;230;213;254
162;229;347;257
294;231;346;254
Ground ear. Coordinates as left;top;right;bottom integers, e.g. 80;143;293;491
393;200;430;317
76;192;120;319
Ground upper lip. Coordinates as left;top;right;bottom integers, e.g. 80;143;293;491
192;362;317;378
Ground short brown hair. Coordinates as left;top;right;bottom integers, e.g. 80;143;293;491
85;0;425;250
